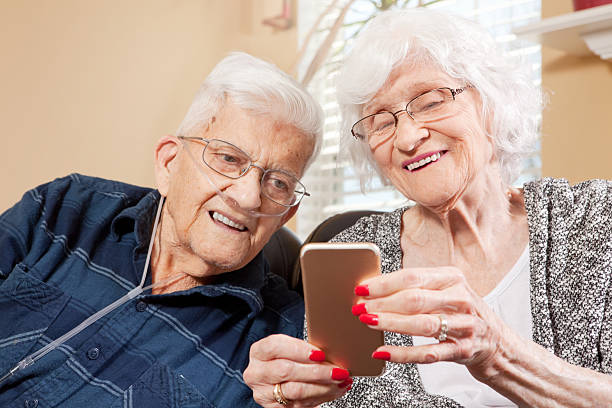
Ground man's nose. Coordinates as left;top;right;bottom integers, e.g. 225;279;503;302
393;113;429;152
225;168;263;210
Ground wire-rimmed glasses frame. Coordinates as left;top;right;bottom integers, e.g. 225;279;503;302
178;136;310;208
351;86;470;142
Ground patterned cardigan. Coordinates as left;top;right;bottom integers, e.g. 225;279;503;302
322;178;612;407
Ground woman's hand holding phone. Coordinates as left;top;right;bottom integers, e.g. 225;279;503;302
243;334;352;407
350;266;510;379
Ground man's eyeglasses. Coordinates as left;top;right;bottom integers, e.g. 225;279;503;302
178;137;309;210
351;86;470;143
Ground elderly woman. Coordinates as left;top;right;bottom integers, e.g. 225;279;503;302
243;8;612;407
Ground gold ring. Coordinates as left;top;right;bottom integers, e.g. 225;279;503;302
273;383;290;405
437;314;448;342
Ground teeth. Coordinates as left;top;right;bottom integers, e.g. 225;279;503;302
212;212;246;231
406;152;441;171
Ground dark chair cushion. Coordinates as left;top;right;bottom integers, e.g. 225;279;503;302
301;210;384;244
263;226;302;291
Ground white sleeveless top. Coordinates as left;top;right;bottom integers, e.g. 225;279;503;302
412;245;532;407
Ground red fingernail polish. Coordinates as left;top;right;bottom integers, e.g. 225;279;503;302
354;285;369;296
372;351;391;360
359;313;378;326
309;350;325;362
331;368;350;381
351;303;367;316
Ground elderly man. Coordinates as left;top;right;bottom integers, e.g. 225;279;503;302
0;52;322;407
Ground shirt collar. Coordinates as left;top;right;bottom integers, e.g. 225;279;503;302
142;254;269;317
110;190;160;247
187;253;268;316
111;190;268;316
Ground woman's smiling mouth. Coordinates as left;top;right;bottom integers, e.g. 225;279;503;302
404;151;446;172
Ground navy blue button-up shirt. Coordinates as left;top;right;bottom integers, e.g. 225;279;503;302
0;174;304;407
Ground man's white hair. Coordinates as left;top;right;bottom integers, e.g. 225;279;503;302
176;52;324;168
337;8;544;189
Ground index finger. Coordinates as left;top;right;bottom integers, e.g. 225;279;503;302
355;266;463;298
250;334;326;363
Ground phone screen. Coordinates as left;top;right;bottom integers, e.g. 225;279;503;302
300;242;385;377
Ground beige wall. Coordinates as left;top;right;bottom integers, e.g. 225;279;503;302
8;1;608;226
541;1;612;183
0;0;299;215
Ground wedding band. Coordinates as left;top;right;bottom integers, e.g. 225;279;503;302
437;314;448;342
273;383;290;405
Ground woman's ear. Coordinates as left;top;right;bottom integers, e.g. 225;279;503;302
154;135;180;197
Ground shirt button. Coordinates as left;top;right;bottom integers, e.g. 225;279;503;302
24;399;38;408
135;300;147;312
87;347;100;360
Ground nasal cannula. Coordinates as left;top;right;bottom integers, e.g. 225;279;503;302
0;196;181;385
0;138;278;385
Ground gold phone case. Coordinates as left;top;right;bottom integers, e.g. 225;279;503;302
300;242;385;377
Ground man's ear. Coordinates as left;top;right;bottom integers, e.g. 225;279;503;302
278;203;300;227
154;135;180;197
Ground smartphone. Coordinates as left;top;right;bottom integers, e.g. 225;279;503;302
300;242;385;377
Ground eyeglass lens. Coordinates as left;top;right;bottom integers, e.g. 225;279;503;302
353;88;456;142
202;139;304;207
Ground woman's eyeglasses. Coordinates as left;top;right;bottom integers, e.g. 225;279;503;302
351;86;470;143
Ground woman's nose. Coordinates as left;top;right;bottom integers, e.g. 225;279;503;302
393;114;429;152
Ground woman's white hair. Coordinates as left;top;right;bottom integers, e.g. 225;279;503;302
337;8;544;189
176;52;324;168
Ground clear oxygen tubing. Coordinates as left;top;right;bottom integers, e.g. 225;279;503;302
0;195;184;385
179;137;288;218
